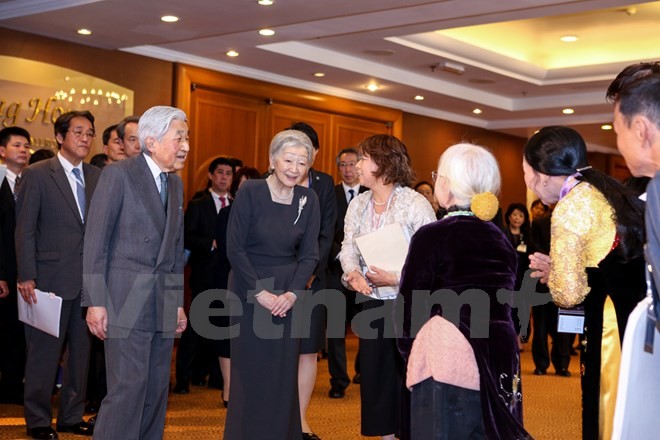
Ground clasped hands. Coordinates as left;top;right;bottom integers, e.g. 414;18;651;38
255;290;296;317
85;306;187;340
529;252;551;284
346;266;397;296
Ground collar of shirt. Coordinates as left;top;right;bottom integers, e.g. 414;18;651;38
143;153;165;192
4;168;18;192
57;151;85;184
210;189;230;212
639;192;647;202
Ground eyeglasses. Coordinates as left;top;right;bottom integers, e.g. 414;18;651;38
431;171;438;182
68;129;96;139
338;162;357;168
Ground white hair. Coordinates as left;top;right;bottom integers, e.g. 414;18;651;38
138;106;187;153
437;143;501;206
269;129;314;164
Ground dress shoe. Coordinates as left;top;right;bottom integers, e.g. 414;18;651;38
533;368;546;375
328;386;345;399
27;426;58;439
352;373;361;384
87;416;97;428
223;399;229;408
556;369;571;377
56;421;93;436
173;383;190;394
302;432;321;440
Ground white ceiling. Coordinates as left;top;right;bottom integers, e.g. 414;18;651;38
1;0;658;152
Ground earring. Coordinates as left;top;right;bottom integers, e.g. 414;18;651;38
543;180;548;187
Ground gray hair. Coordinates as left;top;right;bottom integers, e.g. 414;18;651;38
269;130;314;164
138;106;187;154
437;143;500;206
335;147;360;166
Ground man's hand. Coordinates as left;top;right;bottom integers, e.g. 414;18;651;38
0;280;9;298
176;307;187;334
366;266;397;287
87;306;108;340
17;280;37;304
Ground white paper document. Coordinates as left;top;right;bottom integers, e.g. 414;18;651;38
355;222;411;299
17;289;62;338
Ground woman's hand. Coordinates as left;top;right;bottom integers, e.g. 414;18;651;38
345;270;373;296
529;252;551;284
271;292;296;317
255;290;277;311
366;266;397;287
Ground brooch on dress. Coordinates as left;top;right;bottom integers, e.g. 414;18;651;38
294;195;307;225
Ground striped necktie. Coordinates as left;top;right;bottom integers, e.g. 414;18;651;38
159;172;168;211
348;189;355;203
72;168;86;222
13;175;21;201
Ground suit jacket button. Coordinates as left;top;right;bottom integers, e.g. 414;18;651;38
144;237;149;242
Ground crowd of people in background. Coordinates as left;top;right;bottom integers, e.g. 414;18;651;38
0;61;659;440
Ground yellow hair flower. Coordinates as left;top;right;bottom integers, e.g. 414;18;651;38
471;192;499;221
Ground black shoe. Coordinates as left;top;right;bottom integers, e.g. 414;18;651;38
302;432;321;440
87;416;97;428
556;369;571;377
352;373;361;384
533;368;546;375
191;378;207;386
223;399;229;408
56;420;93;436
328;386;345;399
173;383;190;394
27;426;58;439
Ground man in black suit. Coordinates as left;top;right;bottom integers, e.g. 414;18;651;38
174;156;233;394
0;126;31;404
289;122;337;436
16;111;101;439
327;147;368;398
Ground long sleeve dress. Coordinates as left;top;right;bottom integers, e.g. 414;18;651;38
339;185;436;437
397;214;531;440
223;180;320;440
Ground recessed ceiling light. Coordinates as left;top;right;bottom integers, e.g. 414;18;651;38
601;124;613;130
560;35;578;43
366;82;380;92
414;95;424;101
562;108;575;114
259;29;275;36
313;72;325;77
77;28;92;35
472;108;482;114
226;50;239;57
258;0;274;5
161;15;179;23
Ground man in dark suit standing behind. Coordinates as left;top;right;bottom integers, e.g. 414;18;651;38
327;147;367;398
83;106;188;440
16;111;100;439
0;126;31;404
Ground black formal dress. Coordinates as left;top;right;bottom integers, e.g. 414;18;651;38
224;180;320;439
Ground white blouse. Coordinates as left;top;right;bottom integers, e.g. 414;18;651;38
339;185;436;299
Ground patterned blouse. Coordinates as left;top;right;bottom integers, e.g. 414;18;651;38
339;185;436;299
548;182;616;307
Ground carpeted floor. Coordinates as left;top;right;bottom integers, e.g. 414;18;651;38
0;335;580;439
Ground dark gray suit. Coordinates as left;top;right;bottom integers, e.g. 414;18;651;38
82;153;184;439
15;156;100;429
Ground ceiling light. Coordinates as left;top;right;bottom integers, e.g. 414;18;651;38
161;15;179;23
562;108;575;114
313;72;325;77
472;108;482;114
601;124;613;130
258;0;274;5
560;35;578;43
77;28;92;35
226;50;239;57
366;82;380;92
259;29;275;36
414;95;424;101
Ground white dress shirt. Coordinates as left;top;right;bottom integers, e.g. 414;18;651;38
143;153;165;192
57;152;85;220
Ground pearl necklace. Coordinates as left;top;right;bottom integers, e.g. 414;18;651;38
266;177;293;200
444;210;474;218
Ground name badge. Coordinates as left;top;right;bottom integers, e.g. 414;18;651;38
557;307;585;334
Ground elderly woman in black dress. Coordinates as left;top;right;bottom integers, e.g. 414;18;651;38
223;130;320;439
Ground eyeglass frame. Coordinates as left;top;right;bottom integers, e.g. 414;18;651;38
431;171;438;182
68;129;97;139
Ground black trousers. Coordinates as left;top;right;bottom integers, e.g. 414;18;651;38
531;302;571;372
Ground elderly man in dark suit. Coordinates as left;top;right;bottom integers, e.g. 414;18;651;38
16;111;101;439
83;106;188;440
327;147;368;398
0;126;31;405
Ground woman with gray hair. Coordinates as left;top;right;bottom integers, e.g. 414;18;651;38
396;143;531;439
223;130;321;439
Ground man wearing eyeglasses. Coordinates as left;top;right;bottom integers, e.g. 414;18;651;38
15;110;100;439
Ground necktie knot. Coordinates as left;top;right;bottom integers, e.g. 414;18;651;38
348;189;355;202
159;172;168;210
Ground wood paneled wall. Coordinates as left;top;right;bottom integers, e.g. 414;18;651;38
175;64;401;200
